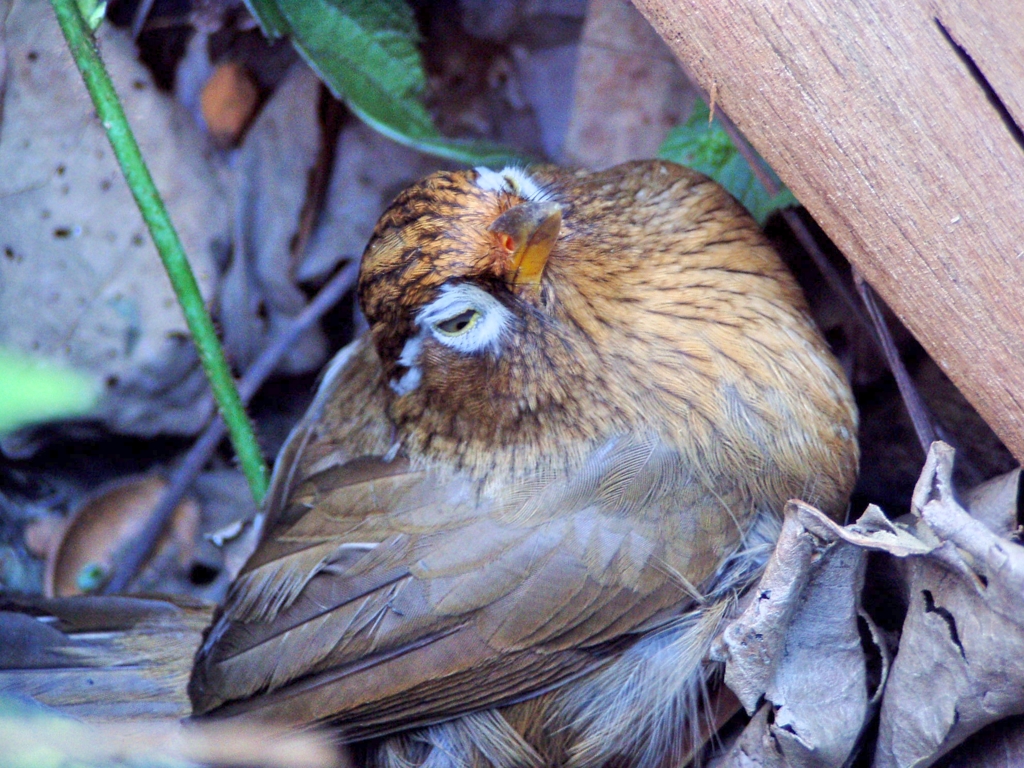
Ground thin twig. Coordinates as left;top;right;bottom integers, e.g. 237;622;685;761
50;0;269;502
130;0;157;38
103;261;360;593
853;270;938;454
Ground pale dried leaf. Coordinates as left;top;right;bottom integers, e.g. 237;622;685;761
220;63;327;376
715;512;816;714
714;503;870;768
562;0;696;169
510;42;577;159
874;443;1024;768
963;466;1020;539
708;704;783;768
767;540;867;767
941;714;1024;767
298;120;442;283
0;0;227;453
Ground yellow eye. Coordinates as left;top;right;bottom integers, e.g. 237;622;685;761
435;308;480;336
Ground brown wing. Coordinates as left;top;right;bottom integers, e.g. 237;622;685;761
0;594;212;721
259;335;395;536
190;431;749;740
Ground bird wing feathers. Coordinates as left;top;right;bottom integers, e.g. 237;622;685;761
1;594;212;721
189;339;749;739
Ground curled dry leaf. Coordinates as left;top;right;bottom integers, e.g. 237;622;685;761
712;503;871;768
45;475;199;597
768;442;1024;768
872;444;1024;768
796;501;940;557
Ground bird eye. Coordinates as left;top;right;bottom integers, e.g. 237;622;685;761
434;308;480;336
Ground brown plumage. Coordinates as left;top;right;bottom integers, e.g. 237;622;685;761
0;594;212;721
188;160;858;768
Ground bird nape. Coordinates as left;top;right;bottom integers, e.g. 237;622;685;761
0;160;858;768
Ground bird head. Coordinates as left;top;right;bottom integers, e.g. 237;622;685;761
358;166;564;393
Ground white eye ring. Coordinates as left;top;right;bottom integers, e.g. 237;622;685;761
417;283;512;355
390;284;512;396
474;165;551;202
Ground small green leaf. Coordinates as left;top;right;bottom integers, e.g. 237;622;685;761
76;0;106;30
0;349;100;435
242;0;291;38
76;562;109;592
659;100;798;225
260;0;523;166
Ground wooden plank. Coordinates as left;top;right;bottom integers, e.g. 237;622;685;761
632;0;1024;463
930;0;1024;130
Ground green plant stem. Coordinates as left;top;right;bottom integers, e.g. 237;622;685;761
49;0;269;503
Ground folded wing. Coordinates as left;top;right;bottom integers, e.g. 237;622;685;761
190;431;747;740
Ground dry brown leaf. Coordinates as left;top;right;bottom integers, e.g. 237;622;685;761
873;444;1024;768
200;61;259;146
45;474;199;597
713;504;871;768
219;63;327;376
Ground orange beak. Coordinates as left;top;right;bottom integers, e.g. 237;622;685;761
488;201;563;288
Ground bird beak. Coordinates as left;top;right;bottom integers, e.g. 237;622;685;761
488;201;563;288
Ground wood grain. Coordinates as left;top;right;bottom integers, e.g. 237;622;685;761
632;0;1024;463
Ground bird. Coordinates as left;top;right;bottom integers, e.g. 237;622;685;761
187;159;859;768
0;592;211;722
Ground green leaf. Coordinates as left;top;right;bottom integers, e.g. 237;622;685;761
76;0;107;30
659;100;798;225
263;0;523;166
77;562;109;593
242;0;291;38
0;349;100;435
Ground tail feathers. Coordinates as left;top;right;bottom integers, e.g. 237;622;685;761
0;594;213;722
554;601;732;768
553;508;782;768
365;711;545;768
